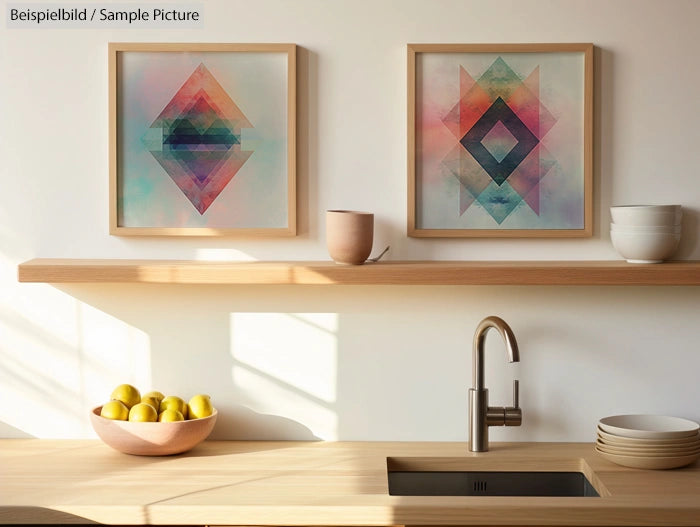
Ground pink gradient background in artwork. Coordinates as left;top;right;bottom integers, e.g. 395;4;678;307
416;52;585;230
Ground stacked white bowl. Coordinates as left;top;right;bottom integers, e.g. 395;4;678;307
610;205;682;263
596;414;700;469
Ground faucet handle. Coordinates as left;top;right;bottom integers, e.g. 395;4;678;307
505;380;522;426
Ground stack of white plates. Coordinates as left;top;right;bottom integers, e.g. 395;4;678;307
596;414;700;469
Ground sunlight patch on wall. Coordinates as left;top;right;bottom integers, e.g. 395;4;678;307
195;248;257;261
230;312;338;439
232;365;337;439
78;302;151;416
0;253;150;437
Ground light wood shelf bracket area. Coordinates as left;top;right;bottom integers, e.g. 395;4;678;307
16;258;700;286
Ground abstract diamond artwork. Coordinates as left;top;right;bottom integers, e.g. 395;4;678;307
444;57;557;224
143;63;254;215
411;46;591;236
112;44;295;235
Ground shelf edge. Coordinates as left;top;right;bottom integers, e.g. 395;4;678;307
17;259;700;286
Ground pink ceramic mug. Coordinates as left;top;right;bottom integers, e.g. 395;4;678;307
326;210;374;265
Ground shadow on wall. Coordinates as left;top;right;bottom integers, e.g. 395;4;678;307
677;207;698;259
0;301;96;436
27;283;470;441
4;279;700;441
36;284;554;441
39;285;339;440
219;405;319;440
51;284;323;441
0;421;34;438
595;47;613;240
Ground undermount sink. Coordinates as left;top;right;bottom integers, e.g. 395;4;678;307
387;457;601;497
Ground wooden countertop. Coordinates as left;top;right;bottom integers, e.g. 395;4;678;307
2;440;699;526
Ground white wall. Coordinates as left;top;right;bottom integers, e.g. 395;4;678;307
1;0;699;441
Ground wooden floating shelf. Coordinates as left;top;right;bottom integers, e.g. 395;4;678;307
17;258;700;286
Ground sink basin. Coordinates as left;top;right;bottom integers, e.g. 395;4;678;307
388;470;599;497
387;457;601;497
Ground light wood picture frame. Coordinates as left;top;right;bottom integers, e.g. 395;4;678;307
408;43;593;238
109;43;296;236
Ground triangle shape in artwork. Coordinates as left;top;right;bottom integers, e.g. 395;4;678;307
476;57;524;102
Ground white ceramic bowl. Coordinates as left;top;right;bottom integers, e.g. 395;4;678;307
611;223;681;234
610;205;682;226
598;415;699;440
610;230;680;263
90;405;217;456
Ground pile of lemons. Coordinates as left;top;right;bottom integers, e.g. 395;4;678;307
100;384;215;422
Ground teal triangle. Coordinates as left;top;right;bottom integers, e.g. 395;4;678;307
141;128;162;151
475;181;523;224
477;57;523;101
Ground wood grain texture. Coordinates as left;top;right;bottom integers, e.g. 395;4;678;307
16;258;700;285
1;440;699;525
406;44;417;238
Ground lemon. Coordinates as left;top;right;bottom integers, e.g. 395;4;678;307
160;396;188;419
141;395;160;410
142;390;165;404
158;409;185;422
187;394;214;419
110;384;141;409
128;402;158;422
100;400;129;420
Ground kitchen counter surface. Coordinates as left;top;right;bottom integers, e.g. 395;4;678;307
1;440;700;526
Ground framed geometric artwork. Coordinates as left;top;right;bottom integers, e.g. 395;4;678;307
408;44;593;238
109;43;296;236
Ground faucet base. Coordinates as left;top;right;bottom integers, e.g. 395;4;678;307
468;388;489;452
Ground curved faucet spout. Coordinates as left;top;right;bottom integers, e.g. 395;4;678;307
472;316;520;392
469;315;522;452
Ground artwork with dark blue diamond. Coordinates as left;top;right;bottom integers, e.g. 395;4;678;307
427;53;579;228
417;47;590;233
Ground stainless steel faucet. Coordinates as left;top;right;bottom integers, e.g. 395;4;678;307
468;316;522;452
